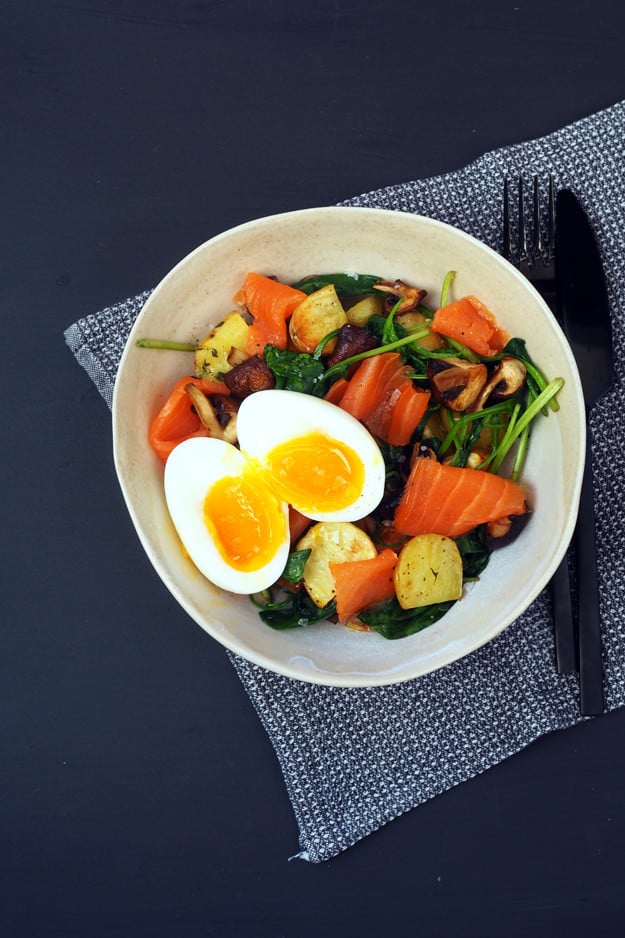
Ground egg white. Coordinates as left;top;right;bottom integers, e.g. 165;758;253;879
237;389;385;522
164;436;290;594
163;390;385;595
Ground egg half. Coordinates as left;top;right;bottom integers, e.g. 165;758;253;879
164;389;385;594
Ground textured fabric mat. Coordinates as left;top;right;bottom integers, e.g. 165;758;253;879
65;101;625;863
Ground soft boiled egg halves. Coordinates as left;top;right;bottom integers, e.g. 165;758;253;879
164;389;386;594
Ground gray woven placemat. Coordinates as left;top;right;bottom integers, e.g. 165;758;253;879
65;101;625;863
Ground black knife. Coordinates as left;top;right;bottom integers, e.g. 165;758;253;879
555;189;614;716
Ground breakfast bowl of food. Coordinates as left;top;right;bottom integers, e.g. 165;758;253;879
112;206;585;686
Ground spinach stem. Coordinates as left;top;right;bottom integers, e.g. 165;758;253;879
490;378;564;472
136;338;197;351
490;403;521;469
444;337;480;363
321;327;430;386
439;401;516;456
511;424;530;481
313;329;342;359
440;270;456;307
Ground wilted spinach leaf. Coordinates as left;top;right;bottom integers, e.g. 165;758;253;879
456;527;491;579
264;345;325;395
281;549;311;586
290;272;382;296
257;589;337;631
358;530;490;639
359;597;455;640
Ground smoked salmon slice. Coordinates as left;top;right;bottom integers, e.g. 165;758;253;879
330;548;399;622
430;295;510;358
337;351;431;446
394;457;528;538
235;272;307;356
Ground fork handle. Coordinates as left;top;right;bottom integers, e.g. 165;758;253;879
576;426;605;716
551;556;577;673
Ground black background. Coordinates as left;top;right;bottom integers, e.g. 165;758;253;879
3;2;625;936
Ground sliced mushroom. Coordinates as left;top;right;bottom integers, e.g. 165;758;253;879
409;442;439;470
427;357;488;412
185;383;238;443
224;356;276;399
185;383;224;437
212;395;239;444
343;616;375;632
485;511;530;547
487;516;513;539
325;324;379;370
227;346;248;368
473;356;527;410
374;279;427;313
465;448;489;470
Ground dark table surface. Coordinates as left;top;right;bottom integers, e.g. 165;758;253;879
4;2;625;936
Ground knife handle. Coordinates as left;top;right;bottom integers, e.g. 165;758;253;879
576;427;605;716
551;556;577;673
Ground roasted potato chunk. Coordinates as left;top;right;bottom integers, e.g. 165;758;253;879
395;311;443;350
393;534;463;609
345;293;384;327
288;284;347;354
194;311;250;380
296;521;377;608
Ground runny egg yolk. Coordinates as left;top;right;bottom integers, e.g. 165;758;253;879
203;468;286;572
265;431;365;515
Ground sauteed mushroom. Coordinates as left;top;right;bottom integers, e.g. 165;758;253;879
428;355;527;413
487;516;513;539
409;442;439;470
374;279;427;313
427;357;489;412
473;356;527;410
185;383;238;443
325;324;379;369
224;356;276;399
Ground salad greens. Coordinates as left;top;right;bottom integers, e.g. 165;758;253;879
251;269;562;636
263;346;326;395
290;272;382;295
254;526;491;638
252;588;337;631
259;273;561;479
140;267;563;640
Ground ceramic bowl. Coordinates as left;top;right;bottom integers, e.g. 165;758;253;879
112;206;585;686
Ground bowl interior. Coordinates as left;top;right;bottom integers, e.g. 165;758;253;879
112;206;585;686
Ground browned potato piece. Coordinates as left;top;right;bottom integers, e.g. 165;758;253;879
296;522;377;608
194;311;250;379
394;534;463;609
395;311;443;350
346;293;384;326
288;284;347;354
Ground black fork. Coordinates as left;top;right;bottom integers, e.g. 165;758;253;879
502;175;577;674
503;176;558;314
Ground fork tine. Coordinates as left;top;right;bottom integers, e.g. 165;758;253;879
517;178;527;261
503;175;556;274
532;174;557;260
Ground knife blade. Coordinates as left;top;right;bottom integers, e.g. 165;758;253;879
555;189;614;716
